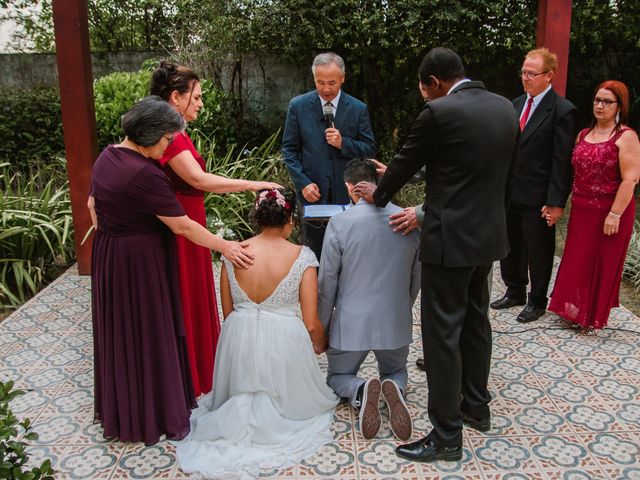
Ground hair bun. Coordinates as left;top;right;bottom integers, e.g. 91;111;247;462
250;189;296;229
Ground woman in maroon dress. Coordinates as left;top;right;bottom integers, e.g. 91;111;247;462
89;97;254;445
549;80;640;332
150;61;280;396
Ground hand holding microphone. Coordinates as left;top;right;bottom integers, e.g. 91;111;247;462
323;102;342;149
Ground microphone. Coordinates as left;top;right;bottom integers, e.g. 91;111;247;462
323;103;335;128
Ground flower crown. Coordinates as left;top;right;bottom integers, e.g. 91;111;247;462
255;189;292;211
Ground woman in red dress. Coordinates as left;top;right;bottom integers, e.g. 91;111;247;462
549;80;640;332
150;62;280;396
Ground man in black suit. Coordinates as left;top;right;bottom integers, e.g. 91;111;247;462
357;47;518;462
490;48;578;323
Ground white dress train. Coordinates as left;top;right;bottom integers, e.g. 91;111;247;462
175;246;339;479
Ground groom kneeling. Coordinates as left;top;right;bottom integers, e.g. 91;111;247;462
318;158;421;440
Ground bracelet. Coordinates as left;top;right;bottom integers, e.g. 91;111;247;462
608;211;621;219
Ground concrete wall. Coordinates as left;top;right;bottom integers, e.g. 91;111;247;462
1;51;310;122
0;51;161;88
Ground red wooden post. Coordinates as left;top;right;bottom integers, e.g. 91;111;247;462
52;0;97;275
536;0;572;97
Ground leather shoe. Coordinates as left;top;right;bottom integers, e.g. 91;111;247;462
462;414;491;432
490;295;526;310
396;437;462;462
516;305;545;323
416;358;426;372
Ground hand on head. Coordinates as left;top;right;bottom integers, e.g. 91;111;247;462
252;181;283;192
353;181;376;203
369;159;387;178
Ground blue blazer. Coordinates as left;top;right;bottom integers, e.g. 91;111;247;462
282;90;376;204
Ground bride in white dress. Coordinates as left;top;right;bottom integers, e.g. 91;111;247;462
175;188;339;479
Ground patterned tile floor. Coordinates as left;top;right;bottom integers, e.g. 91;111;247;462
1;262;639;479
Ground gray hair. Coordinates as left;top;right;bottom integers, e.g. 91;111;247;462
121;95;184;147
312;52;345;75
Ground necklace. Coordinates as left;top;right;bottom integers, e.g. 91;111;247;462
592;125;615;139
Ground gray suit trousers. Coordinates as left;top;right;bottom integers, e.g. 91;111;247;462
326;346;410;408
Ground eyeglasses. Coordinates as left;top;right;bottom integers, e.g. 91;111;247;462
163;133;174;144
519;70;548;79
593;98;617;107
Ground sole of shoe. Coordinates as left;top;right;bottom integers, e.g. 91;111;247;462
382;379;412;441
359;379;381;439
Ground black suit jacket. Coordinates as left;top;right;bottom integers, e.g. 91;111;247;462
374;81;519;267
511;89;578;208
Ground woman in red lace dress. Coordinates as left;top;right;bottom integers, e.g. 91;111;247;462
549;80;640;331
150;62;281;396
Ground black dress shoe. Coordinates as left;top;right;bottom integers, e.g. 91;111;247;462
396;437;462;463
490;295;526;310
516;305;545;323
462;414;491;432
416;358;426;372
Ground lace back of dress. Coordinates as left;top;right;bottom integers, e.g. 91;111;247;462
222;247;318;306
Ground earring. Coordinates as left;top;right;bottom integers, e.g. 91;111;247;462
615;111;621;124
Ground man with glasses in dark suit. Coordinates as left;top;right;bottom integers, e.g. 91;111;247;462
490;48;578;324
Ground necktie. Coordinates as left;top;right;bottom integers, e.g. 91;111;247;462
324;101;334;112
519;97;534;131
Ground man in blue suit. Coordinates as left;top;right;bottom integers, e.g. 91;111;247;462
282;52;376;258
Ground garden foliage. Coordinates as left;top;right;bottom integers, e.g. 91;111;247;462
0;88;64;168
0;380;55;479
0;161;74;308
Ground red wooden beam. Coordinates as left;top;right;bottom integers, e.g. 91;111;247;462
536;0;572;97
52;0;97;275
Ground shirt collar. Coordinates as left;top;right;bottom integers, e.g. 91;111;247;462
319;90;342;110
527;84;552;106
447;78;471;95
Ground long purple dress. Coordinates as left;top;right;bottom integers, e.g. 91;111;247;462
91;145;196;445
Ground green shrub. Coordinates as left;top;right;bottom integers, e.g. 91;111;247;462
623;220;640;290
94;69;239;152
93;70;153;148
0;380;55;479
0;161;74;309
0;88;64;168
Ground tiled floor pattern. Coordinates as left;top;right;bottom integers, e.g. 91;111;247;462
1;263;639;479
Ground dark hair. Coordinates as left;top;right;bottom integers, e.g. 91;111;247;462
121;96;184;146
150;60;200;102
250;189;297;229
591;80;630;131
343;158;378;185
418;47;465;85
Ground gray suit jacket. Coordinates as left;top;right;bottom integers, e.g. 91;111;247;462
318;200;421;351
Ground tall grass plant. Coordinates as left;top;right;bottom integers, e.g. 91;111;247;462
0;161;74;308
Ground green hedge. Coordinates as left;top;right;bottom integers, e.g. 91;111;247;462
94;69;238;151
0;88;64;167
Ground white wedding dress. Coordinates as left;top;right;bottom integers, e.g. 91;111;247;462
175;246;339;480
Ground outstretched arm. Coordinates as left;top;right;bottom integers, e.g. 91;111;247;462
168;151;281;193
